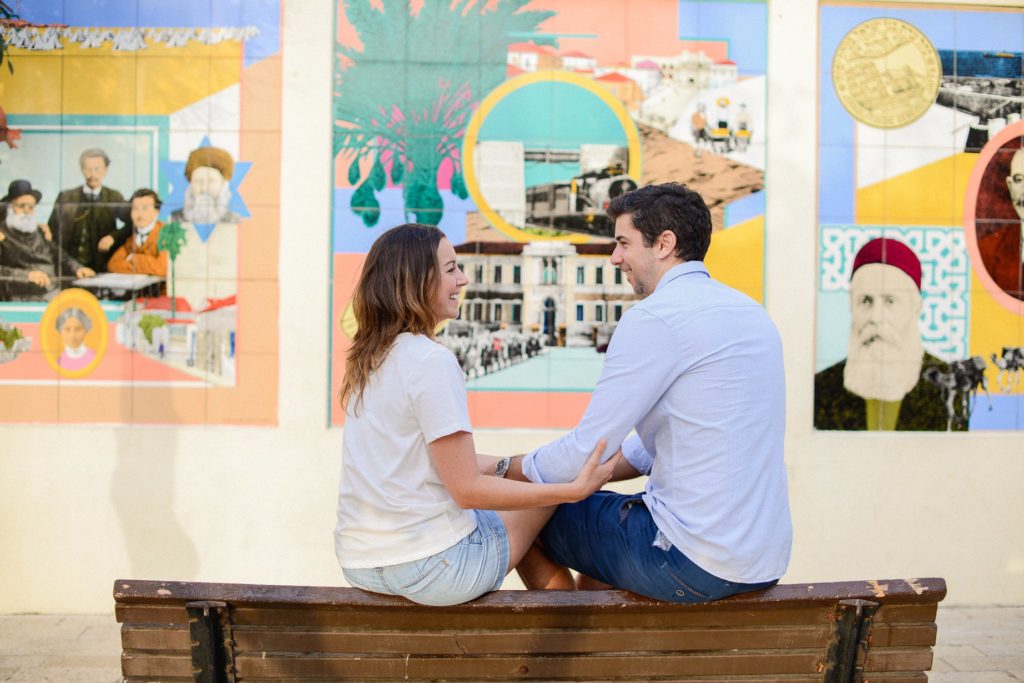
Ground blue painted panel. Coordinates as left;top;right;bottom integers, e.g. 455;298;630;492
333;188;474;253
677;1;767;75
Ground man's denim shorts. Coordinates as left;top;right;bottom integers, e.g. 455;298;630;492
342;509;510;606
540;491;778;603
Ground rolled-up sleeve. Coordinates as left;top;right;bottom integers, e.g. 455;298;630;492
522;308;677;483
620;434;654;476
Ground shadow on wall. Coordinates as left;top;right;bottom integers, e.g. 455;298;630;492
111;416;199;580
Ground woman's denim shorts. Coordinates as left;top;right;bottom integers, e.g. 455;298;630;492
342;509;510;606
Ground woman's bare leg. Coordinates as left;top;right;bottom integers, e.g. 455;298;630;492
497;507;574;589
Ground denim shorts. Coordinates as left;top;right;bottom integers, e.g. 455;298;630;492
539;491;778;603
342;509;510;606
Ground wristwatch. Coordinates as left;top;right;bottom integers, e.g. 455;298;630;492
494;456;511;478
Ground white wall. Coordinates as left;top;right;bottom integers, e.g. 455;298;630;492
1;0;1021;614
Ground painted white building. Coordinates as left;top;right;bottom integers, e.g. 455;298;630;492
117;296;196;364
561;49;596;72
455;241;638;347
194;296;237;382
473;140;526;227
506;41;561;72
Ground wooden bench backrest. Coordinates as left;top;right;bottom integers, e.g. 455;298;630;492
114;577;946;682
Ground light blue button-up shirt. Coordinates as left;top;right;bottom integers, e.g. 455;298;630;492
522;261;792;583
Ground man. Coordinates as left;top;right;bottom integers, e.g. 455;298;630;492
170;145;242;226
107;189;167;276
169;145;240;309
814;237;963;431
690;104;709;157
977;147;1024;300
47;148;130;272
505;183;792;603
0;180;95;301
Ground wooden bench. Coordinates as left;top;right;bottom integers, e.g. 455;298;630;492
114;577;945;682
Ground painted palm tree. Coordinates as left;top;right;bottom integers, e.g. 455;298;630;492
334;0;555;226
157;221;188;318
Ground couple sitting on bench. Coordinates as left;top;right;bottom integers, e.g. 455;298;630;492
334;183;792;607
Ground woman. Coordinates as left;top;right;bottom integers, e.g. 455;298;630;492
56;308;96;370
335;223;617;606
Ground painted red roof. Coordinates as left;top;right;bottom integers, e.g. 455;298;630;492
562;50;592;59
715;59;736;66
200;295;237;313
508;42;557;55
636;59;659;69
137;296;193;313
597;72;635;84
506;63;526;77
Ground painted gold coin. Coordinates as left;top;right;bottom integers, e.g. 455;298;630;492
832;18;941;129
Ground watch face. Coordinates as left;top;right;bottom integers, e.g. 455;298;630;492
495;457;511;478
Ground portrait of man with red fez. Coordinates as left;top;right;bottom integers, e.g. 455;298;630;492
814;237;967;431
974;135;1024;301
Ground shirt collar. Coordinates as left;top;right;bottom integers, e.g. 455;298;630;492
83;185;101;196
135;221;157;243
654;260;709;292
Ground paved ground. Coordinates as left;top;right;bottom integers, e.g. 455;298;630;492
0;606;1020;682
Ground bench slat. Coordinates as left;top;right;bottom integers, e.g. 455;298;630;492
121;653;192;677
231;625;829;655
119;621;936;656
864;648;934;672
233;651;830;679
114;578;946;610
118;602;838;629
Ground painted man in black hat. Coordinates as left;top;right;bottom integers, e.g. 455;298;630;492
47;148;130;272
0;179;95;301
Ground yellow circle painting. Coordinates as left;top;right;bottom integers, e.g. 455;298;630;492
832;18;941;129
462;70;642;243
40;288;108;379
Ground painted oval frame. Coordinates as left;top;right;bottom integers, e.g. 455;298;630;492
40;288;109;379
963;122;1024;316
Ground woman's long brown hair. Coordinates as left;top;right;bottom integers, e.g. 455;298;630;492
340;223;444;413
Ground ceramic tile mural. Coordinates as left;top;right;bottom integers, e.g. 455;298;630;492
331;0;769;427
816;2;1024;431
0;0;281;424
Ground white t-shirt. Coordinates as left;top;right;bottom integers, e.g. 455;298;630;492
335;333;476;569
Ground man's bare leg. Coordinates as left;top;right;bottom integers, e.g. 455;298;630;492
575;573;613;590
515;541;574;590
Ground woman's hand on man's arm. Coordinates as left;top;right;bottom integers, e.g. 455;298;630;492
429;432;619;510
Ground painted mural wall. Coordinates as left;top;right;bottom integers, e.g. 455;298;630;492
0;0;282;424
816;3;1024;431
331;0;768;427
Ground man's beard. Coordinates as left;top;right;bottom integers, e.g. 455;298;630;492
843;321;925;402
6;210;37;234
182;182;231;224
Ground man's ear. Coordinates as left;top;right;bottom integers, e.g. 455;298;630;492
655;230;677;259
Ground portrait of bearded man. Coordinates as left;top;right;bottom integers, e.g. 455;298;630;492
814;237;966;431
170;146;242;226
168;145;241;310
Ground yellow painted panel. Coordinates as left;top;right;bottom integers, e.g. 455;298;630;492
969;270;1023;394
62;55;139;117
705;216;764;303
0;53;64;112
856;152;978;226
0;41;241;116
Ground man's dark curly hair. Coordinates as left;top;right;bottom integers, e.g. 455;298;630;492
606;182;711;262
